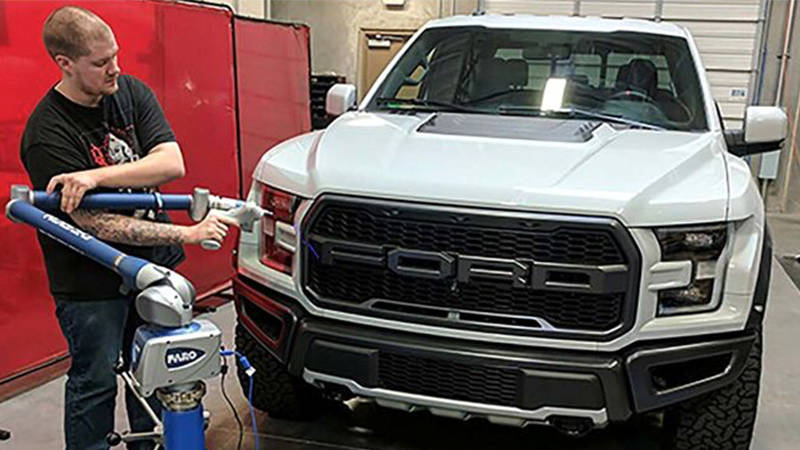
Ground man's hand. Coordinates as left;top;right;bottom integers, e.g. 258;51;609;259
47;170;99;213
183;214;238;246
44;142;185;214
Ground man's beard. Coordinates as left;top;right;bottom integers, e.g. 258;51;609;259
79;76;118;98
101;81;119;95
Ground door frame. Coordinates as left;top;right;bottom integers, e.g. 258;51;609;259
357;28;416;101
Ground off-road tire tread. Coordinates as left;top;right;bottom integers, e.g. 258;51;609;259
234;324;327;420
663;329;762;450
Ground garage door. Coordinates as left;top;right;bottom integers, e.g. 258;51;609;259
483;0;765;129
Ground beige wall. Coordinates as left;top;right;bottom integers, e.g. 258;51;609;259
754;0;800;213
270;0;476;94
211;0;266;18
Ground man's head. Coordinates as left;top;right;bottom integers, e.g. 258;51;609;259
43;6;120;98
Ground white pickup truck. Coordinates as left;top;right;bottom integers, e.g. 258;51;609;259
232;14;787;449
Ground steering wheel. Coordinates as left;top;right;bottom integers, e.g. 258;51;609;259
608;89;657;104
667;97;694;123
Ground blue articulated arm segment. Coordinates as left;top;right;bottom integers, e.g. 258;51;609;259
163;406;204;450
33;191;192;212
7;200;148;287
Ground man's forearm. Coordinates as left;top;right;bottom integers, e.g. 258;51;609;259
71;210;187;246
92;142;185;188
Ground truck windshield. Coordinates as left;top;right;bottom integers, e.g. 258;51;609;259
367;27;708;132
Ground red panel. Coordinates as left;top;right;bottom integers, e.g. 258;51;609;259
0;1;238;383
235;18;311;195
156;3;239;298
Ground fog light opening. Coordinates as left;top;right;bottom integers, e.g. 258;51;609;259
650;353;733;392
241;300;284;342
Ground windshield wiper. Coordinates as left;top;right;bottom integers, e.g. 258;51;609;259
561;107;665;130
497;105;665;131
376;97;481;113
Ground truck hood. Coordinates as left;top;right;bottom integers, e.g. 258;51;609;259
254;112;729;226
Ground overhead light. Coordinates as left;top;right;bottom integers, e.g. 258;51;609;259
368;39;392;49
383;0;406;6
541;78;567;111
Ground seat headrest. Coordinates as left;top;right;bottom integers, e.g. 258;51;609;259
505;59;529;87
471;57;513;99
615;58;658;97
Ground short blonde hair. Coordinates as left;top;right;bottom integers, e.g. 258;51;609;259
42;6;112;60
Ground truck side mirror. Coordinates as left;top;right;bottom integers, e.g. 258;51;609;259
745;106;787;143
326;84;357;117
725;106;788;157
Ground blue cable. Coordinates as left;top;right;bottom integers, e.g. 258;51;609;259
248;375;259;450
220;349;259;450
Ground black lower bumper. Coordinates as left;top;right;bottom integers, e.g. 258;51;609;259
234;276;757;422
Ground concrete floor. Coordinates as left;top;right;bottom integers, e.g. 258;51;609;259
2;217;800;449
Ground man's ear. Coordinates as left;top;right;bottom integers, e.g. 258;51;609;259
53;55;72;74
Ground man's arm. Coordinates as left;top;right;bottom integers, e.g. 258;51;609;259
71;208;233;247
47;142;185;213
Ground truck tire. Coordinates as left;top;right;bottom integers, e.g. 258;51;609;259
662;328;762;450
234;324;328;420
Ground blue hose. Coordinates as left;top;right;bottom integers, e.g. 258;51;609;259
221;349;259;450
249;375;259;450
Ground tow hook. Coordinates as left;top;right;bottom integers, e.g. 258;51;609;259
548;416;594;438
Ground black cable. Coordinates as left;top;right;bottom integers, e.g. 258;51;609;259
220;363;244;450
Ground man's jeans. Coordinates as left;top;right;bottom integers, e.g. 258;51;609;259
55;297;161;450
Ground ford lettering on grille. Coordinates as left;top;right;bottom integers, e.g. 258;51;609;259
316;240;627;294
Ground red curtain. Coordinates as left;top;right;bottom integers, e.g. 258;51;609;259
0;0;310;387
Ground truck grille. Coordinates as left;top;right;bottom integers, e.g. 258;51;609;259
311;205;623;265
379;353;518;407
301;196;640;340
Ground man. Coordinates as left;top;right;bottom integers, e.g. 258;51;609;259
20;6;234;450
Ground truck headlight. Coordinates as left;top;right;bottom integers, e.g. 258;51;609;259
258;182;301;275
654;224;728;315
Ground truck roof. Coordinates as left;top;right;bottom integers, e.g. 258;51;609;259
424;14;689;39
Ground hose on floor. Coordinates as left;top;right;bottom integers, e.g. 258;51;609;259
221;349;259;450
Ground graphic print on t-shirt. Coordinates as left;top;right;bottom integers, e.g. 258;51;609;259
85;124;140;167
107;131;138;165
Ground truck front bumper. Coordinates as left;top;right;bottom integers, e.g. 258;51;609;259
234;275;756;428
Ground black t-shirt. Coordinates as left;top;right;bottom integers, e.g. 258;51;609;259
21;75;182;301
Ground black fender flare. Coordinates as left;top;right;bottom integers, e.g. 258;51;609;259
745;227;772;330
